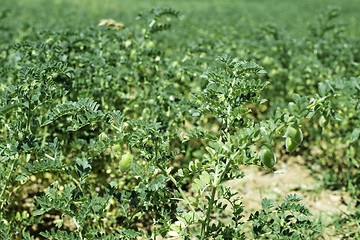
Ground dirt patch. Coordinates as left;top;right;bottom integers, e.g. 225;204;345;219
227;155;352;220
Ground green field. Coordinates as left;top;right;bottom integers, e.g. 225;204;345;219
1;0;359;239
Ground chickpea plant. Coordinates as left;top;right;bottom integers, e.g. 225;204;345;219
161;56;329;239
0;53;333;239
0;5;353;239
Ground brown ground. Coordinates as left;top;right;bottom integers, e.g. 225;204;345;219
227;154;355;239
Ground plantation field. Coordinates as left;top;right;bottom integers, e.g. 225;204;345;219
1;0;360;239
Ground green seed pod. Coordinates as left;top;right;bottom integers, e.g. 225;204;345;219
99;132;108;142
112;144;121;152
260;146;276;169
285;137;300;153
285;123;303;153
119;152;132;173
286;123;303;143
319;115;329;128
52;72;58;79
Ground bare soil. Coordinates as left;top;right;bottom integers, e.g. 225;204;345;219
227;154;354;239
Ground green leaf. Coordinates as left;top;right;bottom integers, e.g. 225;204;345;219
261;198;274;210
33;209;46;216
350;128;360;143
75;157;92;179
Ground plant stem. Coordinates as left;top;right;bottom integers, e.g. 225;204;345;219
274;116;295;133
200;157;232;239
110;123;122;133
73;217;83;239
70;175;85;195
41;125;48;147
157;163;197;216
0;155;18;210
200;185;217;239
153;137;197;220
306;94;340;110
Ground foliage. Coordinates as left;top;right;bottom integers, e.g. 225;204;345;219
249;194;320;239
0;0;359;239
